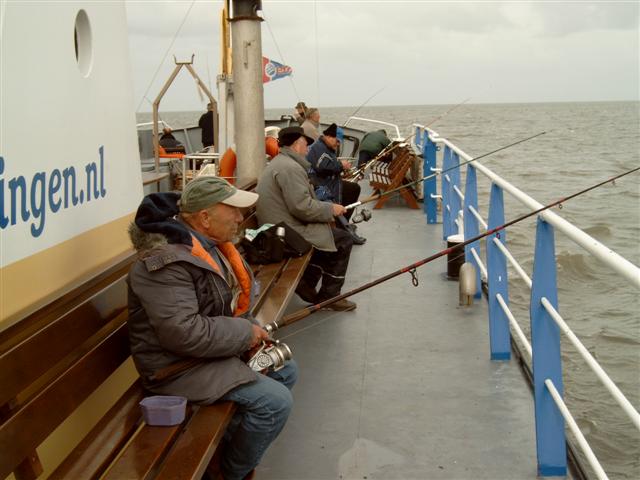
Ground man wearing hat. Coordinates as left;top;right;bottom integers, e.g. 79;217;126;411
127;177;298;480
256;126;357;311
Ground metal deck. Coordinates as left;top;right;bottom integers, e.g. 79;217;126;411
257;196;541;480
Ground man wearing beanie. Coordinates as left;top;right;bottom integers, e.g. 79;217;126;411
127;177;298;480
256;126;357;311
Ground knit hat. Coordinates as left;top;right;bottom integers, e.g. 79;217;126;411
179;176;258;212
322;123;338;138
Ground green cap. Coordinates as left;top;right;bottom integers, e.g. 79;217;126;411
179;176;258;213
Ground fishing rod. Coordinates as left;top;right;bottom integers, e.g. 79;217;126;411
265;166;640;332
344;98;472;182
345;131;547;210
344;85;387;125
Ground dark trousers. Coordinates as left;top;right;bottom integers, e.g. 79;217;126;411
358;151;373;168
302;227;353;301
340;180;361;220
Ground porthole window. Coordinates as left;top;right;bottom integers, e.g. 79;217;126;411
74;10;93;77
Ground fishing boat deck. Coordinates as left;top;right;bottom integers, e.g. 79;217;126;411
258;195;544;480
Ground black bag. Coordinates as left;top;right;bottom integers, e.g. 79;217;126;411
240;222;312;264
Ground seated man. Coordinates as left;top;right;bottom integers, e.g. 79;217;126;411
256;126;356;311
158;127;185;152
127;177;297;480
358;128;391;168
307;123;365;244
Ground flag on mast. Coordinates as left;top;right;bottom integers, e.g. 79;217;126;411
262;57;293;83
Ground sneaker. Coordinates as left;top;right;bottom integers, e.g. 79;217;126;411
295;282;318;303
323;298;357;311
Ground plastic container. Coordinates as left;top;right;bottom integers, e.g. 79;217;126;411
139;395;187;426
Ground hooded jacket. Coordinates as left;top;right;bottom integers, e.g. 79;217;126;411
127;192;258;403
256;146;336;251
306;136;343;203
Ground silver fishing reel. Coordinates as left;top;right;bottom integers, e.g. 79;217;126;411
247;340;292;372
352;208;372;224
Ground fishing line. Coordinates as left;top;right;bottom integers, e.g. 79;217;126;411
265;166;640;332
345;130;548;210
344;85;388;125
135;0;197;113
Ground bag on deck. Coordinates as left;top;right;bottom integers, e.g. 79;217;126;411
240;222;312;264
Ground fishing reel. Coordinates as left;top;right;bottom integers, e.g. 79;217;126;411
247;340;292;372
352;208;372;224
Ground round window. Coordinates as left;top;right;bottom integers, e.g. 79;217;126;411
74;10;93;76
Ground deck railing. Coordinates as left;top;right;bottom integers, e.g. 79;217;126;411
412;124;640;480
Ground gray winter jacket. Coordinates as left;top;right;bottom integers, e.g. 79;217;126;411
127;209;258;404
256;147;336;251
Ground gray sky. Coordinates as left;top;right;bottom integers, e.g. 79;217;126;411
126;1;640;111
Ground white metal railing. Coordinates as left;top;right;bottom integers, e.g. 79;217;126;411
412;124;640;478
345;116;402;140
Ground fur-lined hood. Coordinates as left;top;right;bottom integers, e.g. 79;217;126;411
129;192;192;253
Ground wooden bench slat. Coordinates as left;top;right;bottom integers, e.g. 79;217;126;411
255;253;312;327
154;402;237;480
0;320;130;479
0;279;128;407
102;420;185;480
49;381;145;480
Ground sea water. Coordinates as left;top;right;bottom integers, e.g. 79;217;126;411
139;101;640;478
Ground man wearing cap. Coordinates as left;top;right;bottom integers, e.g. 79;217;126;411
127;177;297;480
256;126;357;311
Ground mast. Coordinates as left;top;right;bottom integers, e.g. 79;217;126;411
230;0;265;185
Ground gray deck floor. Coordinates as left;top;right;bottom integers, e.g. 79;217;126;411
257;196;540;480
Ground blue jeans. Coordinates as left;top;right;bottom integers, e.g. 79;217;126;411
219;360;298;480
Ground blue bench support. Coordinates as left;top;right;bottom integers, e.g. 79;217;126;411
423;131;438;224
441;145;452;240
448;152;461;235
486;183;511;360
463;165;482;298
530;217;567;477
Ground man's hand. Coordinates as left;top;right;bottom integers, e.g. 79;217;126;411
341;159;351;170
331;203;347;217
249;324;269;348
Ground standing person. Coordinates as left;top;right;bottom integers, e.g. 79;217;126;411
293;101;308;125
301;107;321;141
256;126;356;310
306;123;366;244
358;129;391;168
199;102;215;148
127;177;297;480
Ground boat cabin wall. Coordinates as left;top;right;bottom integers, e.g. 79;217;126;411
0;2;143;328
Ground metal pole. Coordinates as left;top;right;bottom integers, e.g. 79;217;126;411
230;0;265;185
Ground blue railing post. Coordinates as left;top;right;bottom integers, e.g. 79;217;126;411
441;146;452;240
423;130;438;224
486;183;511;360
530;217;567;476
463;165;482;298
449;152;461;234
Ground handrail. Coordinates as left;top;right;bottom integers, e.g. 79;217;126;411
424;127;640;288
344;116;402;140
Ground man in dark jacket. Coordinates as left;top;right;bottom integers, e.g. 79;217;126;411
256;126;357;311
199;102;215;148
358;129;391;167
307;123;365;244
127;177;297;480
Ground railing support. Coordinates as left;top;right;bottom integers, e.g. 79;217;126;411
449;152;461;234
486;183;511;360
530;217;567;476
423;130;438;224
441;146;452;240
463;165;482;298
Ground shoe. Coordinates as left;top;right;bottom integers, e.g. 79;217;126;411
295;282;318;303
323;298;357;312
345;224;367;245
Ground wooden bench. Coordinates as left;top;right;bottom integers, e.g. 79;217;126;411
369;145;419;210
0;199;311;480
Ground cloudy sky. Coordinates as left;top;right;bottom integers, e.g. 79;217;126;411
126;1;639;112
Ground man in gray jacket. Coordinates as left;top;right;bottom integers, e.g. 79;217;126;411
127;177;297;480
256;126;356;311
